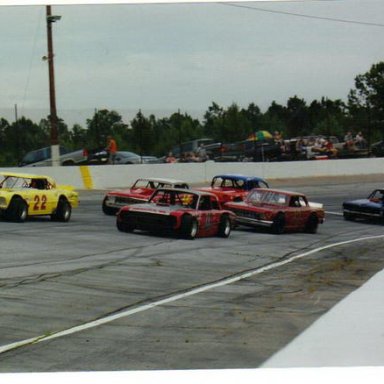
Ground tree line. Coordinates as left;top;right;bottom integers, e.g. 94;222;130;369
1;61;383;166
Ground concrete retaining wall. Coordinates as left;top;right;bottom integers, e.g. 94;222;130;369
2;157;384;190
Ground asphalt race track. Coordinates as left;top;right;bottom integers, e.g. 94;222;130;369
1;177;384;372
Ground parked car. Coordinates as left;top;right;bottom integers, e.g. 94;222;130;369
102;177;190;215
114;151;160;164
88;150;160;165
196;174;269;203
224;188;325;234
171;138;214;158
204;139;282;162
116;188;236;239
0;172;78;222
19;146;88;167
370;141;384;157
343;189;384;221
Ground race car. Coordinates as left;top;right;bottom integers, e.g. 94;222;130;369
343;189;384;221
102;177;190;215
224;188;324;234
196;174;269;203
0;172;78;222
116;188;236;239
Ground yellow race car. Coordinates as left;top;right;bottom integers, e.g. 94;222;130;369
0;172;79;222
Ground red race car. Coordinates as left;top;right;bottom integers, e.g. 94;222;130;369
116;188;236;239
196;174;269;204
102;177;189;215
224;188;325;234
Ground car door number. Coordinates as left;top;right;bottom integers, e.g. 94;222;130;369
33;195;47;211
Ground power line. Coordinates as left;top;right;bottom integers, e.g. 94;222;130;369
221;2;384;28
22;7;44;115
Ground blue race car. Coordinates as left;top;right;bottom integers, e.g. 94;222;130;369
343;189;384;221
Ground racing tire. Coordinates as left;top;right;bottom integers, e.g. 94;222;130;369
343;211;355;221
305;214;319;234
102;197;117;215
7;197;28;222
217;214;231;238
52;199;72;222
180;215;198;240
116;215;135;233
271;213;285;234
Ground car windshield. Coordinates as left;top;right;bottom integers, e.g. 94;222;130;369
247;190;288;206
150;190;198;209
0;175;53;190
0;176;26;188
368;190;384;202
212;177;244;189
132;179;156;189
0;176;35;189
132;179;188;190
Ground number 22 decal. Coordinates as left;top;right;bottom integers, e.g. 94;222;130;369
33;195;47;210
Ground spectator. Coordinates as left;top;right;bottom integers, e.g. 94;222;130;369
273;131;283;143
106;135;118;164
185;152;199;162
196;144;208;162
344;131;355;151
312;137;325;153
344;131;354;144
165;152;177;163
324;137;338;158
295;137;306;157
355;131;367;149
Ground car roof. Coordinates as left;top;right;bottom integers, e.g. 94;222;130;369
153;187;215;197
0;171;52;181
252;187;305;197
136;177;188;184
213;174;267;182
0;172;56;186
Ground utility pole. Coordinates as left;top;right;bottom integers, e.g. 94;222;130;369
14;104;20;164
46;5;61;166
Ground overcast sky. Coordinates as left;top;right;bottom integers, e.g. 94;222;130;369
1;0;384;127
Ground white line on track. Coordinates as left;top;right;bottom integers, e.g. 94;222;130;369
1;234;384;355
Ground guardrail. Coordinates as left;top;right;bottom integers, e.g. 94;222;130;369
2;157;384;190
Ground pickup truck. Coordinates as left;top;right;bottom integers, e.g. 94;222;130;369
19;146;88;167
204;139;282;162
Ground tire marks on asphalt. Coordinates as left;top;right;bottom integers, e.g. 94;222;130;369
1;234;384;355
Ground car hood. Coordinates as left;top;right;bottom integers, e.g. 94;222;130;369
343;199;382;208
108;188;151;197
125;203;192;215
225;201;280;212
197;187;245;197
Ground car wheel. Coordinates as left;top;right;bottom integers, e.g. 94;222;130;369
7;197;28;222
180;215;198;240
116;216;135;232
218;214;231;238
102;197;117;215
271;213;285;234
343;211;355;221
52;199;71;222
305;214;319;234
